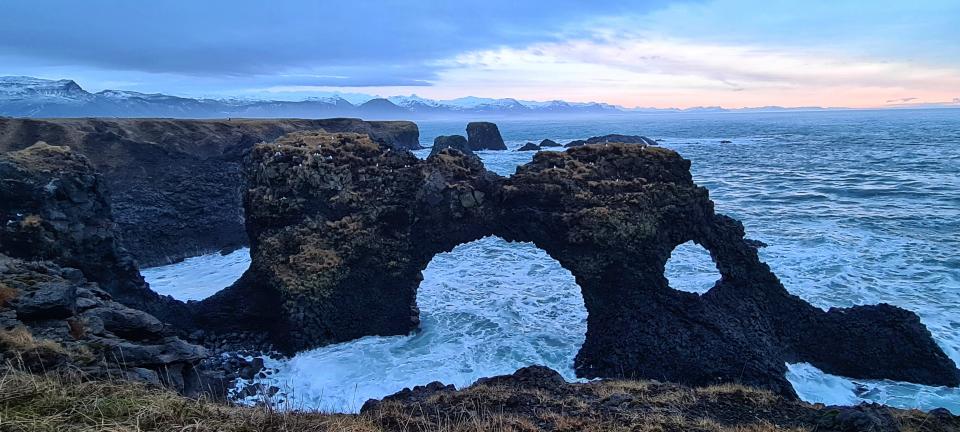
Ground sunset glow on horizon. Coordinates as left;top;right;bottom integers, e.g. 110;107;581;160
2;0;958;109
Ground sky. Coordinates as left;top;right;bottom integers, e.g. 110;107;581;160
1;0;959;109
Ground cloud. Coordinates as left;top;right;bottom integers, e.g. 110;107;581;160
0;0;683;84
887;97;918;103
423;34;960;108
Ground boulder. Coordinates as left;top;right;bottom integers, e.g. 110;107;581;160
429;135;471;157
197;131;960;397
517;142;540;151
466;122;507;150
539;139;561;147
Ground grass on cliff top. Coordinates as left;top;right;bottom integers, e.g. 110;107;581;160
0;369;824;432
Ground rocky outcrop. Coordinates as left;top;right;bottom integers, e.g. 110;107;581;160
566;133;657;147
539;138;561;147
198;132;960;397
430;135;471;156
0;143;206;393
466;121;506;150
362;366;960;432
517;142;541;151
0;254;207;393
0;118;420;266
0;143;178;315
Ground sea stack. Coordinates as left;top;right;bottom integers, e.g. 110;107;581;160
466;122;507;151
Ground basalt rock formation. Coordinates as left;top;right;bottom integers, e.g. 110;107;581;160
198;131;960;397
517;142;541;151
430;135;472;156
566;134;658;148
466;121;507;150
0;118;420;266
0;143;206;393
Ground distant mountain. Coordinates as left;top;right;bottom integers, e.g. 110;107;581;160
0;76;873;120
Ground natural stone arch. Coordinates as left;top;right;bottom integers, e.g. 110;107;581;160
194;131;960;398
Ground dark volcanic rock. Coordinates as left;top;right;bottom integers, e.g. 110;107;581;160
517;142;541;151
0;118;420;266
466;121;507;150
198;132;960;396
429;135;471;156
566;133;658;147
0;142;179;315
0;254;207;393
539;138;561;147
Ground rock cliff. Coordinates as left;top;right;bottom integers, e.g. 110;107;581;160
0;118;420;266
0;143;206;393
197;132;960;397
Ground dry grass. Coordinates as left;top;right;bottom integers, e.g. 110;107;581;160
0;282;18;307
0;369;829;432
0;327;68;358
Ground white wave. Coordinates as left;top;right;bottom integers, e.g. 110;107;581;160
141;248;250;301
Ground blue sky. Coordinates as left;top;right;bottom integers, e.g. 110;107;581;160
2;0;958;108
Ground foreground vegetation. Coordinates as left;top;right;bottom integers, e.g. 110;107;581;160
1;366;957;432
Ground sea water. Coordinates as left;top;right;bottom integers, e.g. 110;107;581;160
142;109;960;413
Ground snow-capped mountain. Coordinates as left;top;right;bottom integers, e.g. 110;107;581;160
0;76;727;119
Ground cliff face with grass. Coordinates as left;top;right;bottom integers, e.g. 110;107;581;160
197;131;959;398
0;118;420;266
0;143;207;394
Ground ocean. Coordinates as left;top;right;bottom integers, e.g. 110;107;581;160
142;108;960;413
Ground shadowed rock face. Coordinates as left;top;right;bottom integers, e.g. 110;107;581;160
0;143;206;394
0;118;420;266
466;121;506;150
197;131;960;397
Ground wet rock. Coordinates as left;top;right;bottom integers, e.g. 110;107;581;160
720;140;733;144
197;131;960;396
565;134;657;147
466;122;506;150
539;139;561;147
517;142;541;151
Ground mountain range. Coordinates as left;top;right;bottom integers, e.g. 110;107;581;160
0;75;869;119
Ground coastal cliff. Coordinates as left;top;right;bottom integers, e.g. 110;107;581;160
0;118;420;266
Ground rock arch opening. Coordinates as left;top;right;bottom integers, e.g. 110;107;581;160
141;247;251;302
664;241;721;295
416;236;587;377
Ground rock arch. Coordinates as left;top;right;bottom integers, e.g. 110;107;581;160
194;131;960;397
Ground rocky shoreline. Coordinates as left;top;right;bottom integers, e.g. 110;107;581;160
1;120;958;430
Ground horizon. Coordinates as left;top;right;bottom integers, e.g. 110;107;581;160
1;1;959;110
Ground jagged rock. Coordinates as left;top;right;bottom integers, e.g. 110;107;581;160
12;279;77;320
0;253;207;392
517;142;540;151
565;134;658;147
539;139;561;147
0;143;186;323
429;135;472;157
197;131;960;397
466;122;507;150
0;118;420;266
